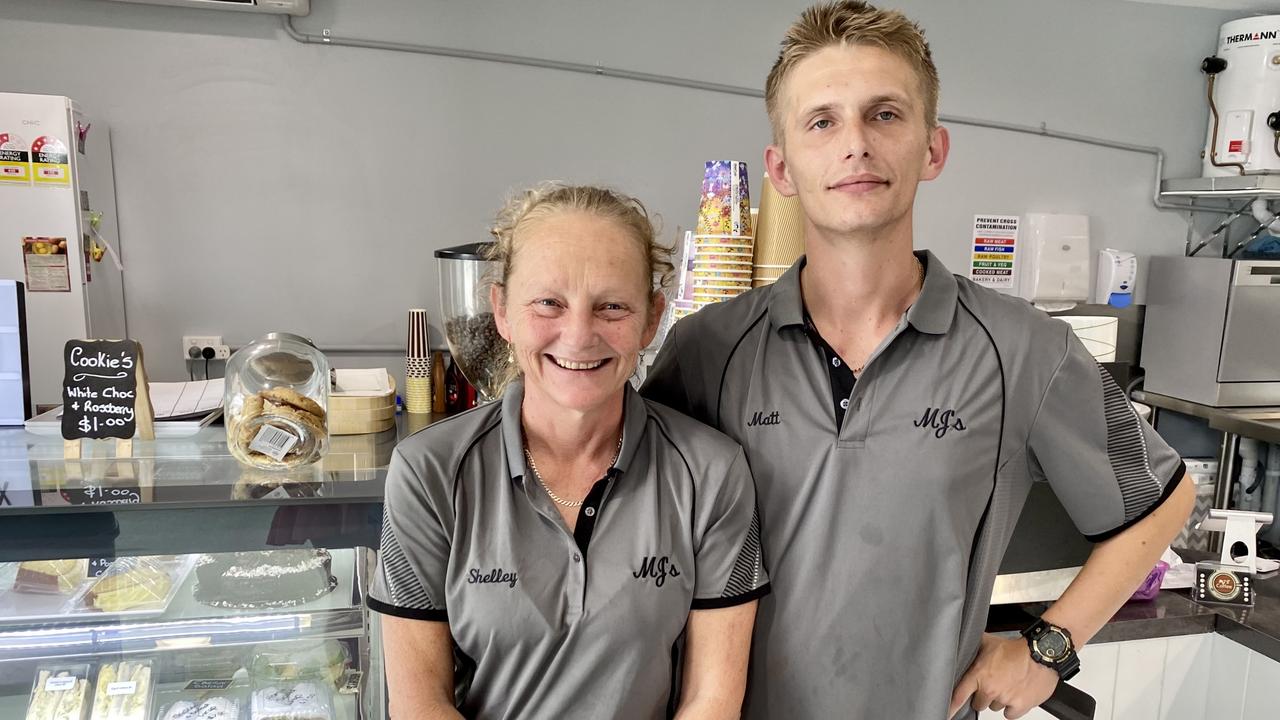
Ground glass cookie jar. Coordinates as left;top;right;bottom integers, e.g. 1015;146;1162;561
225;332;330;470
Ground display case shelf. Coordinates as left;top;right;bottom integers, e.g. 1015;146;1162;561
0;549;365;663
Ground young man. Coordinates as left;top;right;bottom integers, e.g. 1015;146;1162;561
642;2;1195;718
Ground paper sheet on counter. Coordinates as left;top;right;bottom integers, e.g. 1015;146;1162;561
333;368;392;396
148;379;224;419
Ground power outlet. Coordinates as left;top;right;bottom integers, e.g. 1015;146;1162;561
182;335;223;361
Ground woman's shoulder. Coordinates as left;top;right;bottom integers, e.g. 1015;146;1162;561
391;401;505;473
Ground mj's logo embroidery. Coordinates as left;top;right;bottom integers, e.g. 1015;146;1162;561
913;407;967;439
633;556;681;587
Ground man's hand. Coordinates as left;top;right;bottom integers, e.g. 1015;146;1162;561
948;633;1059;719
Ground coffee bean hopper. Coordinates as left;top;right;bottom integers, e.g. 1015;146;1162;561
434;242;510;403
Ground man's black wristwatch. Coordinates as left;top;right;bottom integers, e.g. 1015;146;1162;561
1022;618;1080;682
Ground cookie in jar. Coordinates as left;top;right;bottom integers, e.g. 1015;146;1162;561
225;333;329;470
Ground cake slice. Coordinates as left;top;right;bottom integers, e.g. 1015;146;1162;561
85;563;172;612
14;560;87;594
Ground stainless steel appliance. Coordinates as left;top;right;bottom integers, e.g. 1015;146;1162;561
1143;256;1280;407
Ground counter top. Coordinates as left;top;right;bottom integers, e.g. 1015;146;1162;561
0;412;446;515
1132;390;1280;445
0;413;445;561
990;560;1280;663
3;410;1279;663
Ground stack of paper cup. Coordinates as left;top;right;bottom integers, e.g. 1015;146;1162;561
753;172;806;288
404;308;432;413
692;161;754;309
669;299;698;322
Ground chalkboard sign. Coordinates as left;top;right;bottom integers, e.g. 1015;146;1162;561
61;339;140;440
62;483;143;506
88;557;115;578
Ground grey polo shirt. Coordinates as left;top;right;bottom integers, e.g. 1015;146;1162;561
642;250;1185;720
368;381;769;720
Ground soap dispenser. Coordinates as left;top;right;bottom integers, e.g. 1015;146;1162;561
1095;249;1136;308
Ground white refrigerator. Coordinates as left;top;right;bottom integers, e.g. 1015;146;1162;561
0;92;127;408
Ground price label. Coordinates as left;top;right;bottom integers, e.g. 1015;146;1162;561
61;339;139;441
249;425;298;461
72;484;141;506
339;670;363;695
262;486;291;500
106;681;136;696
183;679;234;691
45;676;77;692
88;557;114;578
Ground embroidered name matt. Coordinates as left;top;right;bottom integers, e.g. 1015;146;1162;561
747;410;781;427
468;568;518;588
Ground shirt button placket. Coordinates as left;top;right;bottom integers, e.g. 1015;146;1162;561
568;548;585;619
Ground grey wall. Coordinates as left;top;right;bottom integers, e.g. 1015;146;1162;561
0;0;1237;384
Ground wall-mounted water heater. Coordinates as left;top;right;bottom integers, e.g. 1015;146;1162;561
1203;15;1280;177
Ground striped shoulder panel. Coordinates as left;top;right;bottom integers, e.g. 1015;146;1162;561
1099;366;1164;521
723;505;765;598
379;515;436;610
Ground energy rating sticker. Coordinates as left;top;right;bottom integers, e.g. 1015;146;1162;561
31;135;70;187
969;214;1018;291
0;132;31;184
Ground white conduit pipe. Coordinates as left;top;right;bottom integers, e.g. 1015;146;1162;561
1263;444;1280;544
282;16;1206;214
1239;437;1263;512
1249;198;1280;234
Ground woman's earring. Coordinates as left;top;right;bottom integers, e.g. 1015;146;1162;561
507;342;515;364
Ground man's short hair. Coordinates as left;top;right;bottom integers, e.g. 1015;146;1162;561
765;1;940;144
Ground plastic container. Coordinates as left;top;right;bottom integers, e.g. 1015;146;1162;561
69;555;192;616
88;659;153;720
435;243;510;402
1130;561;1169;602
12;558;88;595
250;639;351;689
225;332;330;470
156;695;244;720
250;679;335;720
25;663;91;720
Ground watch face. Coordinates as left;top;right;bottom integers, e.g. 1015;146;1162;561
1037;631;1068;661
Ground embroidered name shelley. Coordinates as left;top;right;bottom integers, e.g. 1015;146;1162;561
468;568;518;588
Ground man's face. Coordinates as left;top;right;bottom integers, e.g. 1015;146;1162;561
766;44;948;240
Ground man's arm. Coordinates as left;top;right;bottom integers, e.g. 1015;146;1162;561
949;472;1194;718
1042;470;1194;644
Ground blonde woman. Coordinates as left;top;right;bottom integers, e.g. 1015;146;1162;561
369;184;768;719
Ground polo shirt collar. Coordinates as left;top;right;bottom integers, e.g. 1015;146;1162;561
501;379;648;483
905;250;958;335
766;258;806;330
766;249;957;335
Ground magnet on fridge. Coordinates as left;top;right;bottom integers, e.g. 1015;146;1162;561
75;122;91;154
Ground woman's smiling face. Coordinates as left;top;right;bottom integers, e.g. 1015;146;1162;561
493;209;663;414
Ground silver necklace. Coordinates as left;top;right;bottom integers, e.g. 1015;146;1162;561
524;434;624;508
